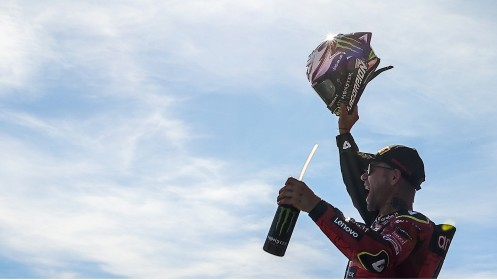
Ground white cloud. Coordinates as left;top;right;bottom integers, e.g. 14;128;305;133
0;3;51;94
0;120;275;278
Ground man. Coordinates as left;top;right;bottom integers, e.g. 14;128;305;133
277;105;455;278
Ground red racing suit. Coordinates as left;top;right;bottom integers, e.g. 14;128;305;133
307;133;455;278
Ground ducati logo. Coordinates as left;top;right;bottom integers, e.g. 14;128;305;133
358;250;389;274
343;141;351;150
372;259;386;272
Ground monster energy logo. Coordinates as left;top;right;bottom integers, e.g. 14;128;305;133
333;35;377;60
275;206;299;236
334;36;363;54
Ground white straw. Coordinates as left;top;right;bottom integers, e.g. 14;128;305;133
298;144;318;181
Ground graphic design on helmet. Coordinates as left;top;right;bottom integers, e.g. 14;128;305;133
306;32;393;116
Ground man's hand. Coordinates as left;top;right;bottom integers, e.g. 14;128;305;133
338;104;359;134
277;177;322;213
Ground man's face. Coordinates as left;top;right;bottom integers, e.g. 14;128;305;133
361;162;395;212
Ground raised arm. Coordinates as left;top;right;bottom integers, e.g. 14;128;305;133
336;105;377;225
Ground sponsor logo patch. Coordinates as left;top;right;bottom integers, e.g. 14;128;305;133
333;216;363;240
343;141;352;150
357;250;389;273
383;234;401;255
345;266;357;278
348;58;368;110
430;224;456;257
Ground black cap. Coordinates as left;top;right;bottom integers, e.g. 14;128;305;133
359;145;426;190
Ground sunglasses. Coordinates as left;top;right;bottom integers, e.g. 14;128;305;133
367;163;395;176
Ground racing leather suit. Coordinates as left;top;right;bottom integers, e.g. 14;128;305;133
307;133;455;278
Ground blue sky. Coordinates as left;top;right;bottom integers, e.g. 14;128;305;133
1;0;497;278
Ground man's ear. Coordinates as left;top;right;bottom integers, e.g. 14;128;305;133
391;169;402;185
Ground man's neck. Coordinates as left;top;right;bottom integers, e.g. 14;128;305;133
378;196;412;217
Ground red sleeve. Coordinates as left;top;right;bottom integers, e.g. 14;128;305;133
309;201;420;274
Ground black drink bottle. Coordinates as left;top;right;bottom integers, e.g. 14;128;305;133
263;204;300;256
263;144;318;257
